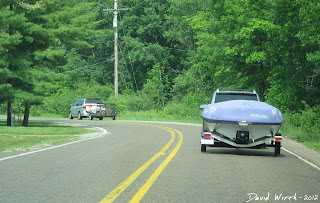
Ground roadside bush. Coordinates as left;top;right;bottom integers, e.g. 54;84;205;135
106;91;154;115
287;104;320;134
161;91;206;120
124;93;154;112
31;81;113;117
163;102;197;118
280;104;320;152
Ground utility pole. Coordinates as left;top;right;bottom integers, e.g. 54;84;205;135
104;0;128;99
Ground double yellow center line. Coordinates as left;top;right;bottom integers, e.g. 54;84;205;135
100;123;183;203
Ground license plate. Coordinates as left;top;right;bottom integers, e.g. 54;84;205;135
201;138;214;145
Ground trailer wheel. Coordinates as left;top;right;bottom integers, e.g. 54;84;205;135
89;114;93;120
78;112;82;120
112;116;116;120
201;144;206;152
274;142;281;157
99;117;103;120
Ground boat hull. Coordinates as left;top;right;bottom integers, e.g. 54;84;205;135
203;121;281;148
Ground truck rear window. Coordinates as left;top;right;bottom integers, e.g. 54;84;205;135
214;93;258;103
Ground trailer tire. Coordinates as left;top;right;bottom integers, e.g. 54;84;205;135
99;117;103;120
274;142;281;157
201;144;206;152
112;116;116;120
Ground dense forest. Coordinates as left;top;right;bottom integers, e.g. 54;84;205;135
0;0;319;128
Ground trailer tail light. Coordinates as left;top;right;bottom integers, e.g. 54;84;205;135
203;132;212;139
275;136;282;142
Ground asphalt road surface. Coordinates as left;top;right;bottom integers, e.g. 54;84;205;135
0;119;319;203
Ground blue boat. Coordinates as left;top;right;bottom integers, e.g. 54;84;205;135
200;90;284;156
202;100;284;126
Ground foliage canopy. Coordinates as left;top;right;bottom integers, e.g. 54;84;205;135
0;0;319;123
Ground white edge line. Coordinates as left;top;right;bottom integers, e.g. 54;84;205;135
0;126;108;162
282;147;320;171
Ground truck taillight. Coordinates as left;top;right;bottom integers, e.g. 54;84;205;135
98;105;104;108
83;105;92;109
275;136;282;142
203;132;212;139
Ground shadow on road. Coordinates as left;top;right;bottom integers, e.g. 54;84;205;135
204;147;285;157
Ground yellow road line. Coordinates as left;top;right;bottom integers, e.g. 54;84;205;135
129;127;183;203
100;124;176;203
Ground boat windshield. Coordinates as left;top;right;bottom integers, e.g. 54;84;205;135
214;93;258;103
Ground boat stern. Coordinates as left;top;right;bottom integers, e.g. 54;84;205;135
202;120;281;148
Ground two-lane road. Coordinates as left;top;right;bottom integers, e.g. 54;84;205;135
1;119;319;202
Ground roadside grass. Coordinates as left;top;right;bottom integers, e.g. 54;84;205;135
14;113;66;121
30;113;67;118
0;120;95;135
0;134;79;152
279;118;320;153
117;110;203;124
0;119;97;152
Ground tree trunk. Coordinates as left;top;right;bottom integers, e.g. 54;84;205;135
23;103;31;127
7;101;12;126
7;3;14;127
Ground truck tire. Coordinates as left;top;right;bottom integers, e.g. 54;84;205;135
89;114;93;120
201;144;206;152
69;112;73;119
78;112;82;120
274;142;281;157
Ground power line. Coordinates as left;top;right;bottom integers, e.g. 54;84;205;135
119;13;138;91
118;44;133;90
118;43;136;91
60;60;111;74
65;51;113;60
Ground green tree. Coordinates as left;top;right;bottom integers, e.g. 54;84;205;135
142;63;169;107
174;0;320;112
0;0;101;125
0;1;35;126
296;0;320;106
